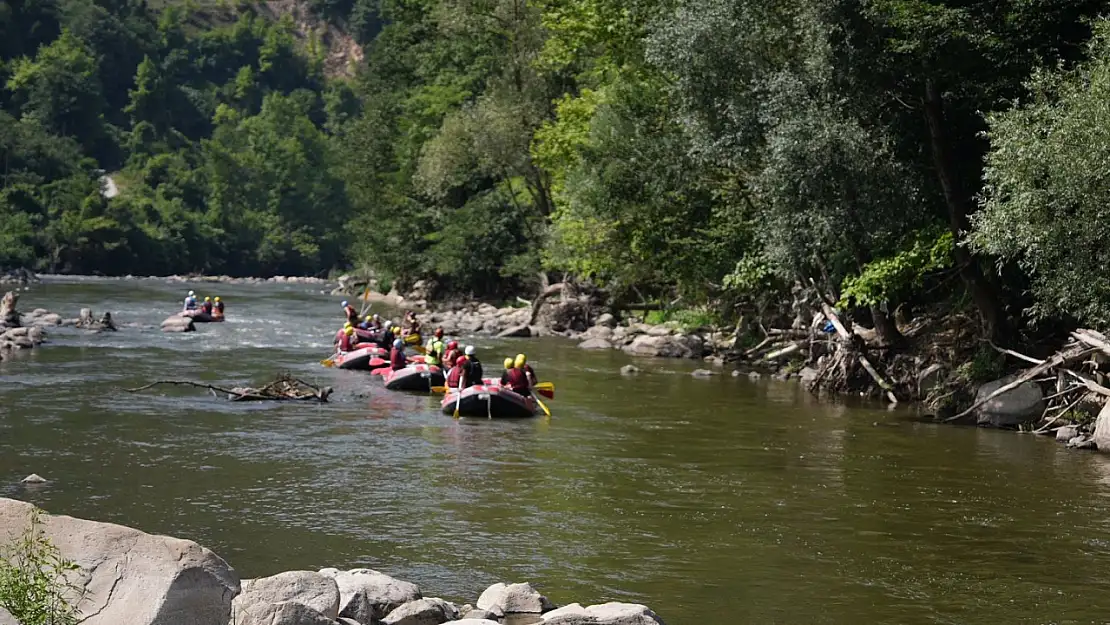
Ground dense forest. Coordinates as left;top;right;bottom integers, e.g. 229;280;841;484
3;0;1110;336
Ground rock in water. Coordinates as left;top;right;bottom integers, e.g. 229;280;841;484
475;582;553;614
319;568;422;623
497;325;532;338
161;315;195;333
0;291;20;329
232;571;340;621
974;375;1045;428
1056;425;1080;442
441;620;499;625
578;338;613;350
541;602;666;625
0;497;239;625
690;369;716;378
20;474;47;484
620;365;639;375
382;597;459;625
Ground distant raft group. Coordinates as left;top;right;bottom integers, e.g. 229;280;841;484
181;290;226;322
326;302;553;418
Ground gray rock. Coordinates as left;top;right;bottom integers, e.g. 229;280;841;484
0;606;19;625
320;568;422;623
383;597;459;625
3;327;29;338
498;325;532;338
476;582;553;614
233;571;340;621
233;601;335;625
27;326;43;343
442;620;500;625
690;369;716;378
747;371;762;380
581;326;613;341
1093;401;1110;453
20;474;46;484
458;605;502;621
161;315;195;333
578;338;613;350
0;497;239;625
798;367;819;384
620;365;639;375
974;375;1045;428
1068;436;1097;450
622;335;693;359
34;313;62;326
1056;426;1080;442
594;313;615;327
646;325;672;337
481;319;501;334
541;602;665;625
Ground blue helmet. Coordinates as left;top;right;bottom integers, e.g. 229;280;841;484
393;339;404;348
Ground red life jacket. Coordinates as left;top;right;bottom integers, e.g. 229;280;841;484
390;347;407;370
201;302;213;314
339;332;352;352
444;349;459;368
447;357;468;388
506;367;528;392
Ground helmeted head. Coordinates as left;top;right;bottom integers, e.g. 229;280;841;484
345;327;354;336
344;322;353;329
341;300;349;308
447;340;458;351
204;296;211;302
515;354;527;368
465;345;475;356
393;326;401;335
393;338;403;348
455;356;467;367
214;296;221;303
372;313;381;321
188;290;195;297
365;315;373;322
434;327;444;338
504;357;513;370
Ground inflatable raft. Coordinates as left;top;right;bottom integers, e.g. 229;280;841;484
440;384;538;419
182;310;223;322
383;364;445;391
334;345;389;370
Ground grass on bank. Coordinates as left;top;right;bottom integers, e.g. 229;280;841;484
0;507;83;625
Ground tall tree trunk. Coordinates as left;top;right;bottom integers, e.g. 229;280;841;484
923;79;1008;340
870;304;905;347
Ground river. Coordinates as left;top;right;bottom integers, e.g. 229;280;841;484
3;277;1110;624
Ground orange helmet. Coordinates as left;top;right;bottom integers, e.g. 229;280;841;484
434;327;444;338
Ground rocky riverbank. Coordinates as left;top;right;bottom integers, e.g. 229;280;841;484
0;497;666;625
0;290;118;360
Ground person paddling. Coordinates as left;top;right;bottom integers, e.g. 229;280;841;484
463;345;482;386
341;300;359;325
201;296;214;315
500;357;514;386
506;353;535;396
338;325;355;353
213;296;225;318
390;338;408;370
424;328;445;367
446;355;468;390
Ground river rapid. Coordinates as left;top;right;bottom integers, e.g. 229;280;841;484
3;277;1110;624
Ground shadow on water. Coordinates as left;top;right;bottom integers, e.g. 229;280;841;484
4;278;1110;624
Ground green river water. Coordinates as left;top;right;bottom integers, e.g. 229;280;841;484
3;278;1110;625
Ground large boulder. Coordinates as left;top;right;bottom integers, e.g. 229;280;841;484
541;602;665;625
319;568;421;624
581;325;614;341
0;291;20;329
0;498;239;625
974;375;1045;428
578;338;613;351
498;325;532;338
1091;401;1110;452
621;335;696;359
0;606;19;625
162;315;196;333
593;313;616;328
232;571;339;621
382;598;459;625
475;582;553;614
442;620;499;625
233;601;334;625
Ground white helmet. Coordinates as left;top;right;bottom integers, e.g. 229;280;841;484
341;300;348;307
188;290;195;296
464;345;475;356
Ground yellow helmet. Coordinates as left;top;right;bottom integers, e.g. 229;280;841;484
214;296;221;302
365;315;373;322
344;322;352;329
204;296;211;302
393;326;401;334
345;327;354;335
514;354;526;368
503;357;513;369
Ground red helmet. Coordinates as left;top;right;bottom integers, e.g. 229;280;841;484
434;327;444;338
447;341;458;350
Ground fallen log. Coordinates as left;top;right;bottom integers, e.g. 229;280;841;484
126;374;331;402
819;303;898;404
763;342;802;361
944;343;1095;422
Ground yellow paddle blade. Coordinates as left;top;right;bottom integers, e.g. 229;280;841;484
431;386;448;393
404;333;422;344
321;359;335;367
535;395;552;418
411;344;428;355
534;382;554;392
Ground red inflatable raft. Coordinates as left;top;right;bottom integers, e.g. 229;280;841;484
440;384;538;419
182;310;223;322
333;345;389;370
382;364;445;391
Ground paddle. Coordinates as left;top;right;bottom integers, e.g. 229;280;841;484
535;394;552;418
321;357;335;367
453;376;462;419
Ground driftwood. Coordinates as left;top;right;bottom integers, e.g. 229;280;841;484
528;283;566;326
819;303;899;404
126;374;331;402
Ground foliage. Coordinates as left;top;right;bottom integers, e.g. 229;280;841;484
0;506;83;625
839;230;954;308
